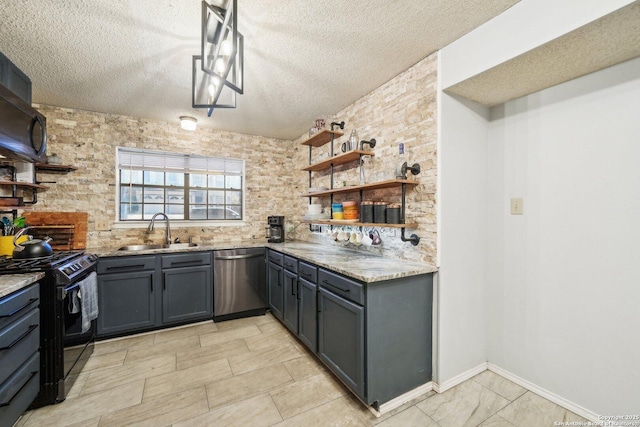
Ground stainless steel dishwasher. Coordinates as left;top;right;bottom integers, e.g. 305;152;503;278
213;248;267;322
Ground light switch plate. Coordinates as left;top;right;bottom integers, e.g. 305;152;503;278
96;220;110;231
510;198;524;215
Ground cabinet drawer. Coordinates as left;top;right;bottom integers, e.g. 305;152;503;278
161;252;211;269
0;284;39;331
0;308;39;386
318;269;364;305
0;351;39;426
98;256;156;274
283;256;297;273
298;262;318;284
268;250;283;266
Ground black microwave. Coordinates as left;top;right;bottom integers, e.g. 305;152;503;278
0;84;47;162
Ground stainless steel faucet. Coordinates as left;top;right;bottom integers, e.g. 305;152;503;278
148;213;171;245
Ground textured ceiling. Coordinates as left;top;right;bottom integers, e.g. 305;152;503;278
0;0;519;140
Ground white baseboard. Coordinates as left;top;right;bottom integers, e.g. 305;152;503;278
432;362;488;393
486;364;600;423
370;382;435;417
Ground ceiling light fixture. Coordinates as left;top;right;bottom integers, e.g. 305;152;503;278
180;116;198;131
192;0;244;117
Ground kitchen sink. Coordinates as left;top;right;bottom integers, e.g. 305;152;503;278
117;243;198;251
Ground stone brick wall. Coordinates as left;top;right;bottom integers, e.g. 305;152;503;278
29;105;295;249
289;52;438;264
23;51;437;263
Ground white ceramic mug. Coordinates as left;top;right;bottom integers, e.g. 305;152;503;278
355;231;364;245
349;231;358;245
362;232;373;246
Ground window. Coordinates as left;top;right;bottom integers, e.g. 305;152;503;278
117;147;244;221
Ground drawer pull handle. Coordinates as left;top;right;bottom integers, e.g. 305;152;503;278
0;324;38;351
322;280;350;293
300;271;312;279
105;264;146;271
169;260;203;267
0;298;38;318
0;371;38;407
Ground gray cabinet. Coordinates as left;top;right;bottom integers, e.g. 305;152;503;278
0;52;32;104
318;277;365;399
97;252;213;338
0;283;40;426
97;269;156;336
282;255;299;333
297;262;318;352
162;252;212;325
267;260;283;320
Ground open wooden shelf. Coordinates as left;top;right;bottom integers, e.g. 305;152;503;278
300;219;418;229
0;181;48;190
301;129;344;147
302;179;418;197
35;163;77;173
302;150;375;172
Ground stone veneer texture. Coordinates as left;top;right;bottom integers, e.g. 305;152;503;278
26;51;436;263
29;105;294;249
291;52;438;264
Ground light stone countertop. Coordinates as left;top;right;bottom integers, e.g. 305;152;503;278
0;272;45;299
92;240;437;283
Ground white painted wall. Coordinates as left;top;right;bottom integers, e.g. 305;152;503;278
437;0;640;415
436;84;490;382
486;57;640;414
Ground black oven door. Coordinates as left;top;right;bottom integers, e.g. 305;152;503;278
58;274;96;400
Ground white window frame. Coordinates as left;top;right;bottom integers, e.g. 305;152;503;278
113;147;246;228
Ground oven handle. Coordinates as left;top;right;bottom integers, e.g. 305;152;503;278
0;324;38;351
0;298;38;318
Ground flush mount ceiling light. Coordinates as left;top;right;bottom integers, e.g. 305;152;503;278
192;0;244;117
180;116;198;131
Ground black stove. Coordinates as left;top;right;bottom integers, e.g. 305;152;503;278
0;250;99;408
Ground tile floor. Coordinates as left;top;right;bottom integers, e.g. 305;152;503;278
17;313;588;426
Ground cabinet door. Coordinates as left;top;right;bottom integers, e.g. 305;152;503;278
0;53;7;87
298;277;317;353
318;288;365;400
162;265;212;325
7;64;31;104
267;261;283;320
282;269;298;334
97;271;156;336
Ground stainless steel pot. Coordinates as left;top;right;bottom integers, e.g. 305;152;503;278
13;227;54;259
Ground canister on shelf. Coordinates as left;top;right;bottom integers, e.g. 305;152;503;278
373;201;388;224
386;203;401;224
361;201;374;223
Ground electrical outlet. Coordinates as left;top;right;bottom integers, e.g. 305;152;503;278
96;220;110;231
510;198;524;215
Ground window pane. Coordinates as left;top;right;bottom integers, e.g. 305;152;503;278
189;189;206;204
166;172;184;186
121;204;142;220
208;175;224;188
144;188;164;202
143;204;164;219
121;170;143;184
226;176;241;189
144;171;164;185
208;190;224;204
226;191;241;205
208;206;226;219
190;205;207;219
166;205;184;219
225;205;242;219
190;173;207;188
121;186;142;203
166;189;184;203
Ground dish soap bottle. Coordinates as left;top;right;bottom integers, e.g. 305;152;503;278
395;142;407;179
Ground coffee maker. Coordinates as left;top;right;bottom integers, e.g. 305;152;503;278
266;216;285;243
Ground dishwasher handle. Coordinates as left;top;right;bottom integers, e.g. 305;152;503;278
216;253;265;261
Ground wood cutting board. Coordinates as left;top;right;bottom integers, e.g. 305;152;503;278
22;212;88;250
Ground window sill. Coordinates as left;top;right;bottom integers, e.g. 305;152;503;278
111;220;246;229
